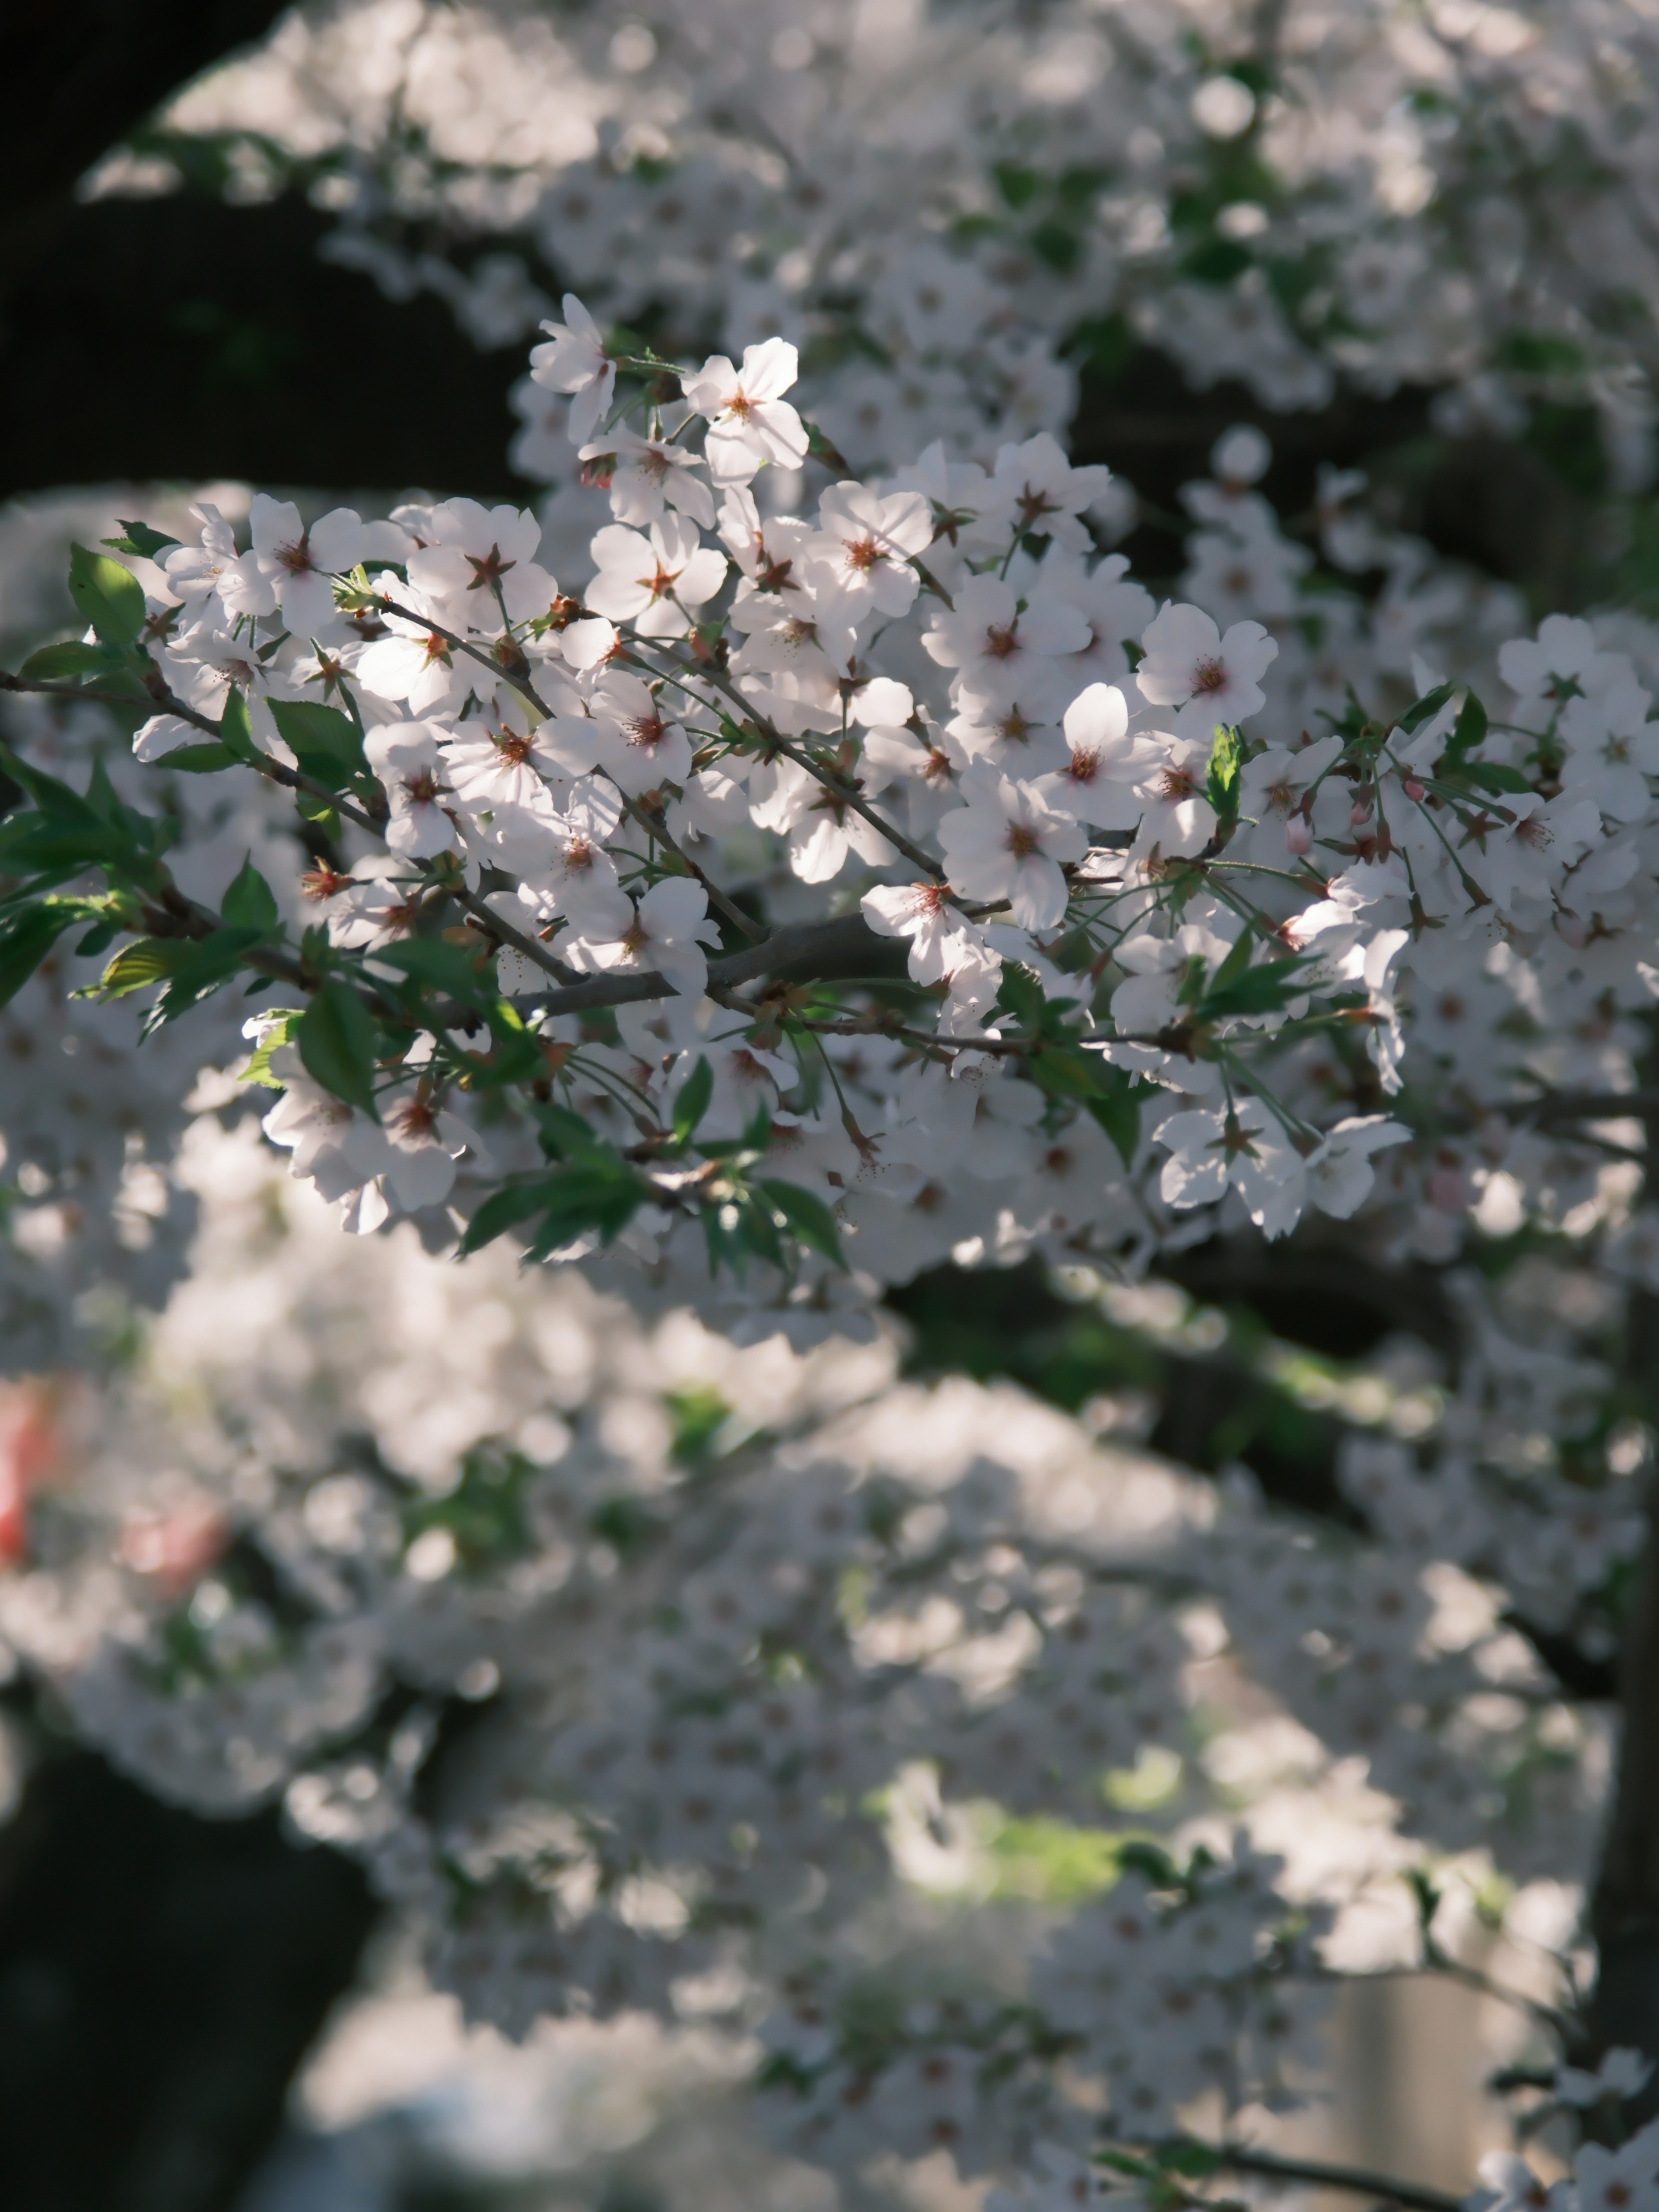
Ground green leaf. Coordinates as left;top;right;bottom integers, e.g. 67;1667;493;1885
297;980;380;1116
370;935;493;1006
1024;1041;1105;1101
1195;952;1311;1022
150;928;267;1023
1458;761;1532;795
96;937;188;999
0;903;82;1004
1157;2144;1222;2179
1396;680;1454;737
1444;687;1488;764
1086;1063;1154;1169
220;857;280;934
67;543;146;648
103;520;179;560
237;1009;303;1087
756;1178;845;1267
534;1100;611;1161
521;1158;646;1259
268;699;367;791
217;688;258;763
672;1055;714;1145
159;742;238;774
460;1178;558;1255
1205;722;1243;827
17;640;128;682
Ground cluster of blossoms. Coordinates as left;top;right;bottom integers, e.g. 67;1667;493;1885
0;350;1656;2189
0;1111;1622;2200
5;303;1643;1344
4;54;1659;2195
130;0;1659;481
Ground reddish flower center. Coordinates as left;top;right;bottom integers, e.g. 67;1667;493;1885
464;542;517;591
1192;655;1228;694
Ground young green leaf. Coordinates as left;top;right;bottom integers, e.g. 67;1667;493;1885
1395;679;1455;736
1444;686;1488;764
1206;721;1243;827
1193;950;1310;1022
0;903;83;1005
1086;1062;1155;1168
159;742;239;774
237;1009;303;1088
297;979;381;1117
96;937;188;999
268;699;368;790
370;936;493;1006
67;543;146;648
103;520;180;561
16;640;128;683
217;688;259;763
672;1055;714;1145
756;1178;845;1266
220;857;280;934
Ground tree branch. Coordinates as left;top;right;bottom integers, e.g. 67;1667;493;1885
1189;2142;1465;2212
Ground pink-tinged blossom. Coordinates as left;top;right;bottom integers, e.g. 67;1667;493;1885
355;576;472;715
1135;601;1278;739
992;432;1113;556
1130;737;1218;860
584;515;727;636
363;722;458;858
442;701;572;821
681;338;809;482
160;504;242;606
581;671;695;796
922;575;1089;712
566;877;721;1000
406;500;559;628
804;483;932;619
222;496;410;640
1304;1116;1411;1218
578;426;715;529
862;881;960;982
528;293;616;446
1037;681;1163;826
1154;1098;1306;1239
936;768;1086;931
1571;2121;1659;2212
1497;612;1610;703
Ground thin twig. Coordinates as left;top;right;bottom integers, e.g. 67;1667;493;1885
1173;2142;1464;2212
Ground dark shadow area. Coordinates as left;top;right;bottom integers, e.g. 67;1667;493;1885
0;1736;377;2212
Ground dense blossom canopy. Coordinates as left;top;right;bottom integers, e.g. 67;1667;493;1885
9;0;1659;2201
